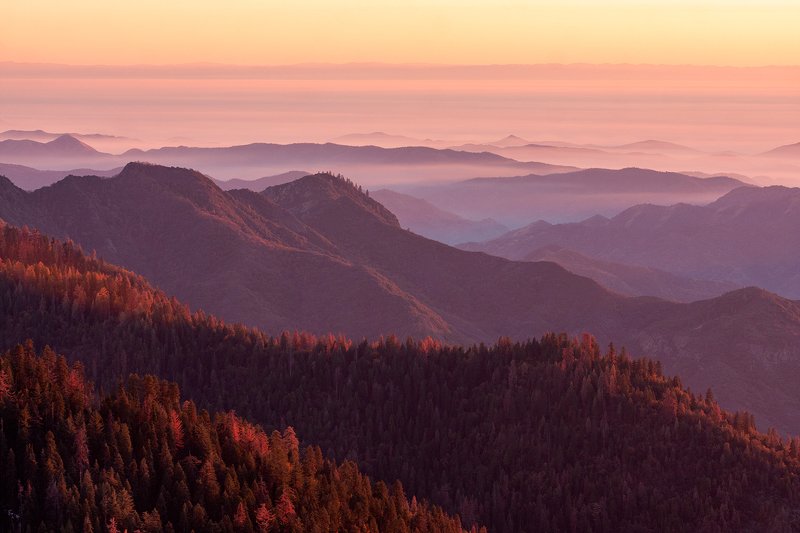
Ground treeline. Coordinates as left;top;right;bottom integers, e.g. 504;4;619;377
3;225;800;532
0;343;468;532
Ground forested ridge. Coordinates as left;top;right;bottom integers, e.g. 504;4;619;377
0;344;468;532
3;225;800;532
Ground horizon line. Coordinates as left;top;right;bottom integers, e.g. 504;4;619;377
3;60;800;70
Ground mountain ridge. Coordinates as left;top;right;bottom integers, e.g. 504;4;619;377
462;184;800;298
3;164;800;434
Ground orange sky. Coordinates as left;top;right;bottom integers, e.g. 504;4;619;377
1;1;799;66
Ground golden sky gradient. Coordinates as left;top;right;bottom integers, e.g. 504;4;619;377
1;0;798;66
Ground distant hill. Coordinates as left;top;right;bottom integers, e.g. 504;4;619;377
3;164;800;434
0;134;115;168
410;167;747;226
0;162;120;190
332;131;452;148
370;189;509;244
463;185;800;298
0;134;98;156
487;134;532;147
215;170;310;191
4;228;800;531
0;136;573;184
610;139;701;154
0;128;130;143
524;244;739;302
0;129;137;152
452;142;657;171
763;141;800;158
119;142;574;184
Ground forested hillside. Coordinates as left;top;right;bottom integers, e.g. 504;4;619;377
3;225;800;531
0;344;468;532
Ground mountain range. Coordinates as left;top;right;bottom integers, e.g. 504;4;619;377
463;185;800;298
369;189;509;244
214;170;310;191
764;142;800;158
444;137;800;185
2;163;800;434
0;128;137;152
524;244;739;302
119;142;574;184
407;167;748;226
0;135;573;184
0;162;120;190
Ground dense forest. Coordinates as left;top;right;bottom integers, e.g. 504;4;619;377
3;225;800;532
0;343;468;532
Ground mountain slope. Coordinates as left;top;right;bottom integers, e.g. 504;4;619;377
763;141;800;158
0;163;622;342
2;232;800;531
0;344;467;532
371;189;509;244
3;167;800;435
409;167;747;226
214;170;310;191
524;244;739;302
0;163;449;340
464;185;800;298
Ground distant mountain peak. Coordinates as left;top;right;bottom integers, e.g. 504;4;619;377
46;133;98;153
114;162;229;210
614;140;699;153
762;141;800;157
491;134;532;147
264;172;400;227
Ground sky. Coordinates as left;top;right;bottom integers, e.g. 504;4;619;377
1;0;799;66
1;0;798;185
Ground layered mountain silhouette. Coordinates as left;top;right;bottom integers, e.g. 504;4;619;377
214;170;310;191
524;244;739;302
2;162;800;432
331;131;452;148
120;142;574;183
0;134;114;168
0;162;120;190
611;139;701;154
0;136;573;184
764;141;800;158
370;188;509;244
444;138;800;185
463;185;800;298
409;167;748;226
0;134;99;155
0;128;133;144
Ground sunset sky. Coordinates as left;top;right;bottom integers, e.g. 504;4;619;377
2;0;799;177
2;0;798;66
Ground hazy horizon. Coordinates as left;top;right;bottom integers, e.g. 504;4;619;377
2;63;798;161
